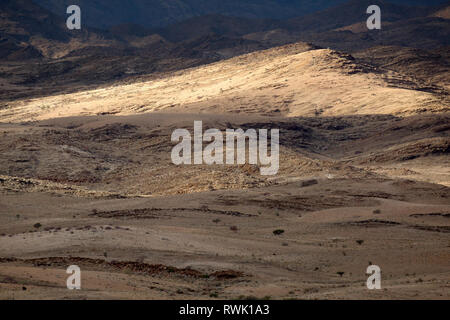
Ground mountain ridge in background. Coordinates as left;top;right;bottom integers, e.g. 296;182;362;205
32;0;449;29
32;0;348;29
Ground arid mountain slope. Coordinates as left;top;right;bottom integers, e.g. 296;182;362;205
1;43;447;122
2;0;449;108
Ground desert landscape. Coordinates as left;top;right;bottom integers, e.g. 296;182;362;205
0;0;449;300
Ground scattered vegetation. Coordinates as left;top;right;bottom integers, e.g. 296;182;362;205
273;229;285;235
301;179;318;187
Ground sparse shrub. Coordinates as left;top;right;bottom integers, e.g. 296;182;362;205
314;109;323;116
212;219;221;223
33;223;42;229
356;240;364;245
301;179;318;187
304;287;319;294
230;226;238;232
337;271;345;277
373;209;381;214
166;267;176;273
273;229;285;236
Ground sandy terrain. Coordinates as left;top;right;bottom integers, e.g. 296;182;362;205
0;43;449;300
0;174;449;299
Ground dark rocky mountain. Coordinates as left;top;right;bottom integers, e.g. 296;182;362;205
155;14;277;43
152;0;449;52
0;0;67;59
0;38;42;60
32;0;449;29
0;0;115;60
284;0;440;32
0;0;71;42
32;0;348;29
